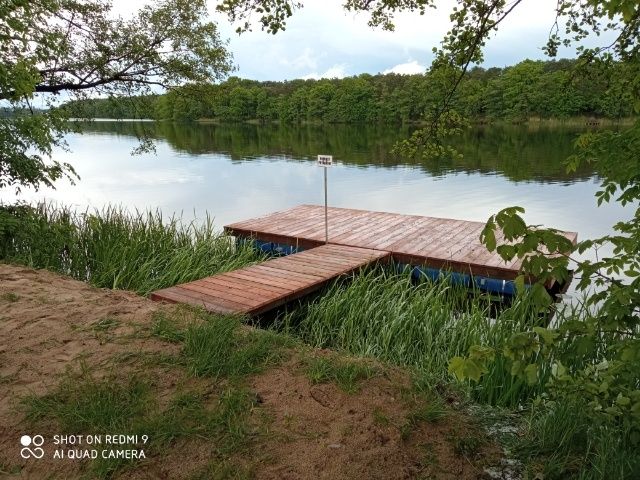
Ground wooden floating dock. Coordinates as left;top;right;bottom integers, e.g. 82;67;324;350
150;244;390;315
225;205;578;280
151;205;578;316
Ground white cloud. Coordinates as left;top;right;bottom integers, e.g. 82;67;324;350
383;60;426;75
280;47;319;70
108;0;617;81
301;64;348;80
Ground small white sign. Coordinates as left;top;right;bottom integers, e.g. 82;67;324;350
317;154;333;167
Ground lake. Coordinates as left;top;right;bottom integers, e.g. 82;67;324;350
0;121;629;268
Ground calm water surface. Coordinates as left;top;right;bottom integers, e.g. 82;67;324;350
0;122;630;255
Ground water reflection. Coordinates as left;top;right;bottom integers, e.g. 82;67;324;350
79;122;596;183
0;122;627;251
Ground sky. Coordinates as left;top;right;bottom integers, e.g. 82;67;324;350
111;0;609;81
207;0;594;81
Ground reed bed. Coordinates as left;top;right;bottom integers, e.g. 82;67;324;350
275;267;550;407
0;203;263;294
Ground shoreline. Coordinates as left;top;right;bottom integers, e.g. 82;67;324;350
67;116;637;127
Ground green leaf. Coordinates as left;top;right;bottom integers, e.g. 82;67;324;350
616;394;631;407
533;327;559;345
481;221;497;251
524;363;538;385
448;356;466;381
510;360;523;376
462;360;483;382
468;345;495;362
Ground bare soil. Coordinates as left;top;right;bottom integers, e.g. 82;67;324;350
0;263;501;479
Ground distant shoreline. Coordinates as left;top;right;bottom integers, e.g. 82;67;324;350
68;118;155;122
68;116;636;127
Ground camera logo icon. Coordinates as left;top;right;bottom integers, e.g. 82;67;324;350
20;435;45;459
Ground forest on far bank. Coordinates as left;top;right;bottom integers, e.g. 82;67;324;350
62;59;636;124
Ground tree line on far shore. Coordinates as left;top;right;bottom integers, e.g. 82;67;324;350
62;59;635;123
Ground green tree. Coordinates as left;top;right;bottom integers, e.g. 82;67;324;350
63;60;637;125
307;81;336;121
1;0;231;193
501;60;546;120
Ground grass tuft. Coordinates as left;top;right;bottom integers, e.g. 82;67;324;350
23;367;150;433
451;434;484;458
0;292;19;302
400;397;449;441
184;314;287;380
152;310;187;343
189;459;253;480
304;356;377;394
411;398;449;424
372;408;391;426
93;316;120;332
516;401;640;480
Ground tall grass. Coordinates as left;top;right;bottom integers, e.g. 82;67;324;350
0;203;263;294
275;267;548;407
516;401;640;480
182;314;290;379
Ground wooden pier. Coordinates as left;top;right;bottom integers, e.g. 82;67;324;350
150;244;390;315
151;205;578;316
225;205;578;280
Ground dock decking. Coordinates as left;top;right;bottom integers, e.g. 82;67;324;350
150;244;390;315
225;205;578;280
151;205;578;316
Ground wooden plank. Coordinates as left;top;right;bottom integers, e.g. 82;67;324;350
373;217;441;251
226;228;323;251
267;257;347;277
247;279;331;315
336;212;403;244
288;251;356;269
151;293;235;315
150;243;388;316
248;264;324;283
306;249;378;265
296;210;371;241
151;286;245;314
276;210;338;237
286;246;386;267
247;261;387;316
179;282;263;308
300;249;387;269
224;205;305;230
223;269;315;290
263;208;328;235
424;220;481;260
197;275;288;301
356;215;425;249
182;279;271;306
199;274;288;297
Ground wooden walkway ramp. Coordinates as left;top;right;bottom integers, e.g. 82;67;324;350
151;244;390;315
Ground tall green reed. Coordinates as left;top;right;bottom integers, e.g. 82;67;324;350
275;267;548;407
0;202;263;294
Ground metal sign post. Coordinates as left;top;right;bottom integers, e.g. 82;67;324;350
317;155;333;244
